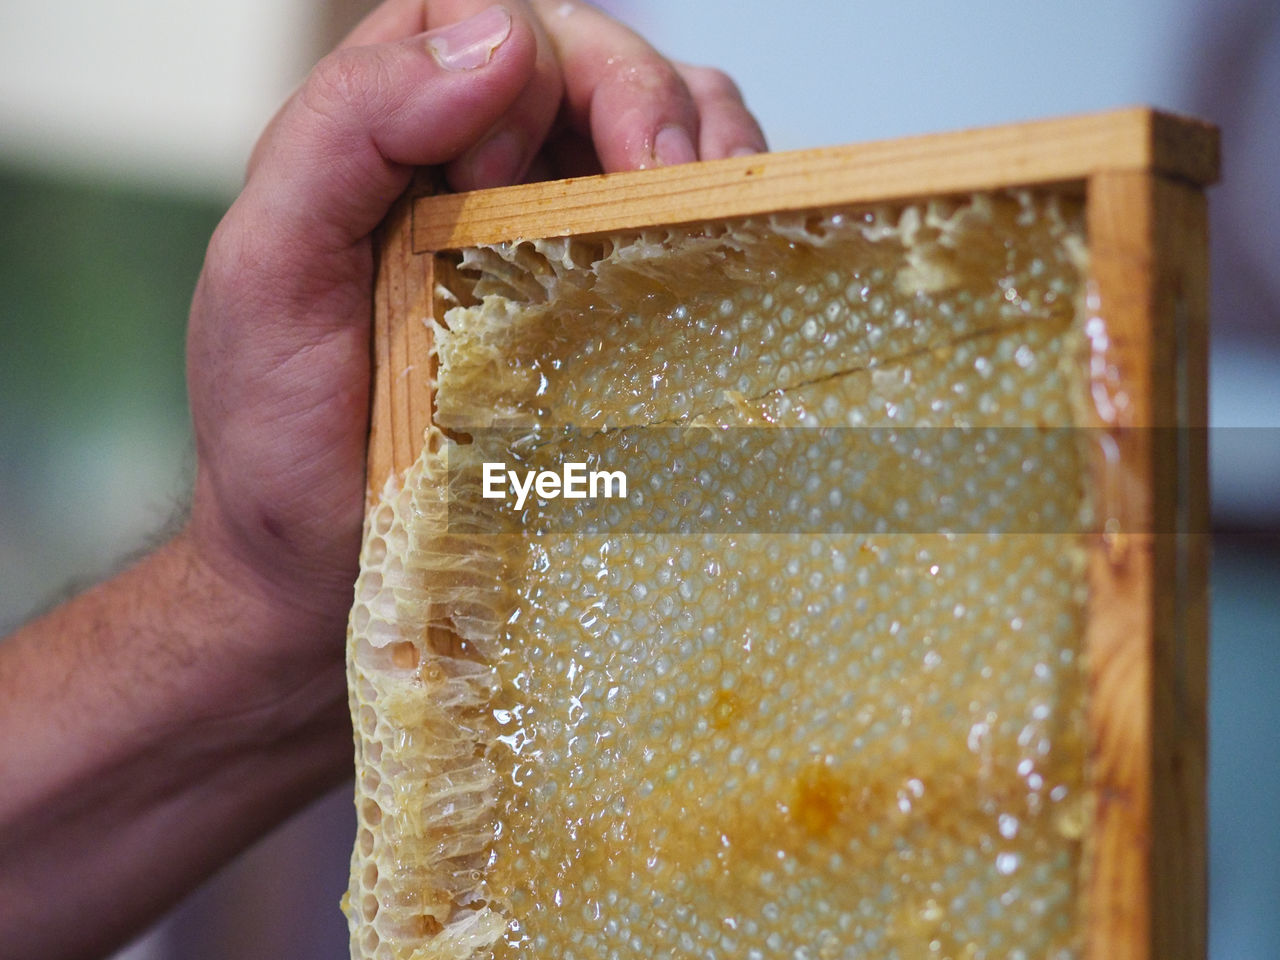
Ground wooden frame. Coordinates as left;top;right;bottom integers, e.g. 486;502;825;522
366;107;1216;960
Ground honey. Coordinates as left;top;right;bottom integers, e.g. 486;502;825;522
345;192;1091;960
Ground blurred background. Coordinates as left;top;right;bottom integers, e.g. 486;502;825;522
1;0;1276;957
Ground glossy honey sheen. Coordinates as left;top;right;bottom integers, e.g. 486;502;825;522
345;192;1092;960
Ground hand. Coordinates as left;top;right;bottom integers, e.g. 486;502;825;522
0;5;765;957
184;0;766;729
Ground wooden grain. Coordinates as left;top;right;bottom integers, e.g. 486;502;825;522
412;108;1218;252
1083;171;1209;960
367;183;437;500
1150;177;1210;960
369;112;1214;960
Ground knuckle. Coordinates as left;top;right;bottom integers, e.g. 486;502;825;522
606;55;687;102
306;51;365;112
301;48;392;126
682;65;743;104
201;206;272;305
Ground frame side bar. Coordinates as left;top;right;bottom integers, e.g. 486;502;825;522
1083;170;1209;960
368;186;437;501
412;108;1218;251
1149;176;1210;960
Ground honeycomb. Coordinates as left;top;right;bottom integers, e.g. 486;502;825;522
344;192;1093;960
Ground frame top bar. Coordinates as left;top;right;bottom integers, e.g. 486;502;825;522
411;107;1217;253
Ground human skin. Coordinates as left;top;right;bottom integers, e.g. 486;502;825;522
0;3;765;957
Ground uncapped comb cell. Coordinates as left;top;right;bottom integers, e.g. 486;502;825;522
345;192;1092;960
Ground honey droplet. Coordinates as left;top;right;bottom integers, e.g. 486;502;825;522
710;689;741;730
790;760;852;837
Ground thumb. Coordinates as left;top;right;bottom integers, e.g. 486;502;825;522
239;5;536;253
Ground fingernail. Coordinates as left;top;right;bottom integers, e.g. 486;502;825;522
462;128;527;189
653;125;697;167
427;5;512;71
731;146;762;158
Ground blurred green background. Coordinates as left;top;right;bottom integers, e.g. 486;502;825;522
0;169;215;615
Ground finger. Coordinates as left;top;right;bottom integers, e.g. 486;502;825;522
674;62;768;159
247;0;430;181
426;0;565;191
529;0;701;172
239;5;538;256
338;0;427;48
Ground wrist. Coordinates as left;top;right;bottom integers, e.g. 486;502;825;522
0;531;350;960
162;519;350;755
